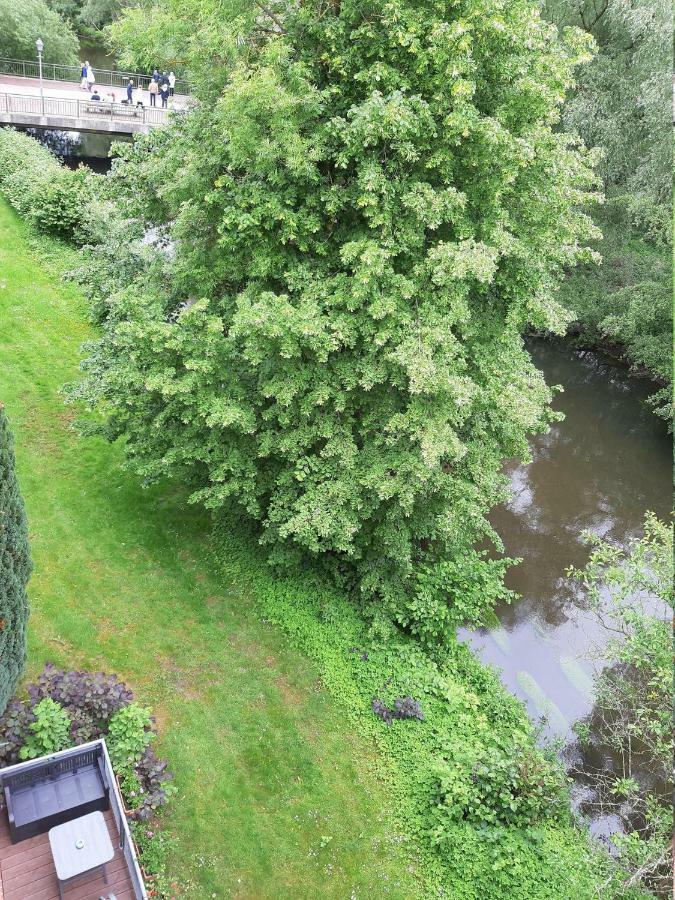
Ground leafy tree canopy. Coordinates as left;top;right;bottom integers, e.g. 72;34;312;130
545;0;671;243
75;0;601;642
46;0;131;33
545;0;672;420
0;0;80;65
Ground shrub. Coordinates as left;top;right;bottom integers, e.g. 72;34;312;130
0;405;32;716
107;703;154;775
19;698;71;759
0;697;35;766
433;738;566;831
0;665;174;844
371;695;424;726
128;746;175;821
0;129;96;242
28;663;133;742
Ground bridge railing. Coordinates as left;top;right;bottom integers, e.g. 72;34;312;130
0;91;170;127
0;58;191;95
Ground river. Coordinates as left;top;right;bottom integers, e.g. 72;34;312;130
459;338;671;833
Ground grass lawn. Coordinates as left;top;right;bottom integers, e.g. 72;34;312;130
0;197;421;898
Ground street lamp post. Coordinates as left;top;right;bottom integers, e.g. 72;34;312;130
36;38;44;116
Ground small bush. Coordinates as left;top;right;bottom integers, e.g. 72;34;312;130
28;663;133;742
129;746;176;821
107;703;155;775
0;128;96;241
372;695;424;726
433;739;566;831
19;698;70;759
0;698;34;766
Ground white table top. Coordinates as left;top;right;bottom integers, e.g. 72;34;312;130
48;810;114;880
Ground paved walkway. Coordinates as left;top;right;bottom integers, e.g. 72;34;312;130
0;74;189;110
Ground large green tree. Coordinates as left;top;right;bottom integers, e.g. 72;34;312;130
0;405;32;715
0;0;80;65
544;0;672;420
74;0;600;642
546;0;671;241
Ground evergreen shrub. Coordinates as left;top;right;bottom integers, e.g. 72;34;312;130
0;405;31;716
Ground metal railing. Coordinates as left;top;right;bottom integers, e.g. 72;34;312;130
0;91;170;128
0;57;190;95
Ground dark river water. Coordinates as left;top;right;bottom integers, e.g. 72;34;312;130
459;339;671;830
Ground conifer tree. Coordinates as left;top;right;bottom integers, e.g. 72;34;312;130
0;405;31;714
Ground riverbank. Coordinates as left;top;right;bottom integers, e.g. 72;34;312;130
555;210;672;422
0;193;629;897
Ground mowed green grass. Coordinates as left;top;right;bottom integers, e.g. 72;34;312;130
0;199;419;898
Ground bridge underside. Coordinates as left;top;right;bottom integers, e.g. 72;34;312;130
0;110;151;135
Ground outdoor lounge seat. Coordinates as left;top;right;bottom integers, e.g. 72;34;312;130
3;747;110;843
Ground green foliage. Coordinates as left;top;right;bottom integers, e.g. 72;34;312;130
0;0;80;64
433;737;566;829
107;702;155;774
0;406;31;716
208;513;618;899
568;514;673;895
74;0;601;643
47;0;129;30
19;697;71;759
119;769;144;810
0;129;96;242
545;0;671;244
544;0;672;418
556;210;672;418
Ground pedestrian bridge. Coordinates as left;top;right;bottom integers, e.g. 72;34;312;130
0;91;170;135
0;58;190;135
0;57;191;94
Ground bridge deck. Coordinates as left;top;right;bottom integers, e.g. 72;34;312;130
0;75;188;134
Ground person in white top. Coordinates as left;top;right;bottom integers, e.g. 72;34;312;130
168;71;176;97
86;65;96;91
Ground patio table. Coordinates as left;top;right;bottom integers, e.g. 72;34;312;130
48;810;115;899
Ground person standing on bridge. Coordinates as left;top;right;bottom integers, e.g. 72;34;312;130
148;78;158;107
80;62;88;90
86;64;96;91
168;72;176;97
127;79;134;103
159;82;170;108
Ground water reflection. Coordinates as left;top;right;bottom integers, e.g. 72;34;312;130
460;340;671;747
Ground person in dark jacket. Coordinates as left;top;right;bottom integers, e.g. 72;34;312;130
152;68;160;83
126;79;134;103
160;82;170;108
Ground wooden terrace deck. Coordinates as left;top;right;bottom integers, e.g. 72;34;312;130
0;807;134;899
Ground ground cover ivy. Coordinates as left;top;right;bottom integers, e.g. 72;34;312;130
208;513;639;899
